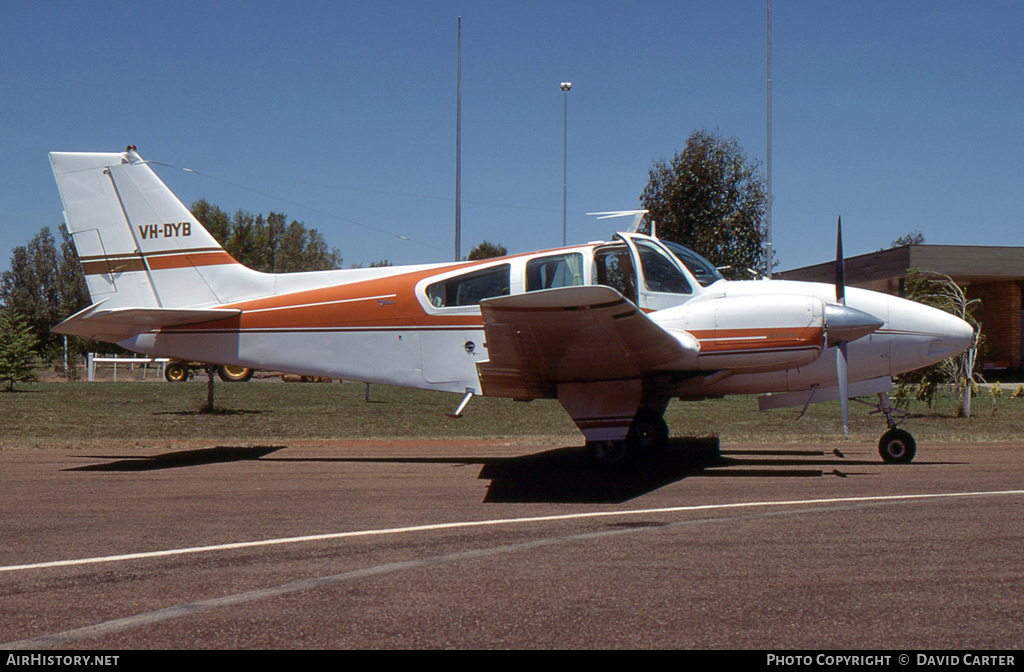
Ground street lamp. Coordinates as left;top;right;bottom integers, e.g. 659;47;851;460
560;82;572;247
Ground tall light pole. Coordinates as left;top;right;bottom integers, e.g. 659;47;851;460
560;82;572;247
455;17;462;262
765;0;773;279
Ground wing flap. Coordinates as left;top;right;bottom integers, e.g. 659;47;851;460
52;301;242;342
477;286;699;398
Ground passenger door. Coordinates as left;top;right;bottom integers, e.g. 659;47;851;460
597;234;700;311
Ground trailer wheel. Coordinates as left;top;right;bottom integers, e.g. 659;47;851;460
217;365;254;382
164;362;190;383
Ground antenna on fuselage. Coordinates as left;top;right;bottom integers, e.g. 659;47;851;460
586;209;649;234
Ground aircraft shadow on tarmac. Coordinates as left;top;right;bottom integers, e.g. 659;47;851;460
475;440;957;503
276;439;867;504
60;441;940;503
64;445;286;472
474;439;864;503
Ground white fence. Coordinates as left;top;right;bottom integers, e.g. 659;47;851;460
86;353;170;382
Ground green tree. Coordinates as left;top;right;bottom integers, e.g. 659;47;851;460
57;226;90;321
0;225;98;373
191;200;342;273
893;269;981;417
0;228;61;359
640;128;768;279
467;241;507;260
290;224;342;272
226;210;262;269
261;212;288;272
56;225;93;378
887;231;926;249
190;198;231;244
0;306;38;391
279;220;311;272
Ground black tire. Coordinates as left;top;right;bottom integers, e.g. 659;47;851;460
217;365;254;383
588;411;669;467
588;440;632;466
878;428;917;464
164;362;190;383
627;410;670;452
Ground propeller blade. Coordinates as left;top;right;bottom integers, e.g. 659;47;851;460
835;216;846;305
835;216;849;438
837;340;849;438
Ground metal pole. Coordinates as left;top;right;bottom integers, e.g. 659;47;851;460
455;17;462;262
766;0;773;279
560;82;572;247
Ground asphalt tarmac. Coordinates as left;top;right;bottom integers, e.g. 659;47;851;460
1;439;1021;650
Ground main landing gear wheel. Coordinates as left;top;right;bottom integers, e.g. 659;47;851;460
627;410;669;452
878;428;916;464
588;410;669;467
589;440;631;466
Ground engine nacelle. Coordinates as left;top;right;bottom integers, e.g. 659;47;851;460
654;295;826;373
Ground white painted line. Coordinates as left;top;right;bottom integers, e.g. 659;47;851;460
1;507;814;649
2;489;1022;574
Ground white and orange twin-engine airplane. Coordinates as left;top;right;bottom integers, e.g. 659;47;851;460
50;148;974;465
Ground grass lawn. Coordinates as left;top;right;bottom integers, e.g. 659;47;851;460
2;376;1022;450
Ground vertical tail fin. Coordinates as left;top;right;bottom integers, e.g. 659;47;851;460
50;148;256;309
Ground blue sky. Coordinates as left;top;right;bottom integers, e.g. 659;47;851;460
2;1;1021;270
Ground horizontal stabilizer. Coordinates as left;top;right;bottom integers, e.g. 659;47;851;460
53;302;241;343
477;286;700;398
757;376;892;411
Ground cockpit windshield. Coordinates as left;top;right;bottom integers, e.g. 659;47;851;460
660;241;724;287
634;240;692;294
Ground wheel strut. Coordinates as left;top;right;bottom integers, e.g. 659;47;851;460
876;392;916;463
877;391;898;430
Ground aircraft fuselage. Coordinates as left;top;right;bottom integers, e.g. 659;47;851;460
122;239;972;402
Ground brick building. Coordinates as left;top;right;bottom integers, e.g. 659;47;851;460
778;245;1024;378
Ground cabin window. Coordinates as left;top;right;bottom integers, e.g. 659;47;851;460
635;241;692;294
526;253;584;292
426;264;511;307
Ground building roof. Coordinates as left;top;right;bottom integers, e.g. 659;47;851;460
778;245;1024;291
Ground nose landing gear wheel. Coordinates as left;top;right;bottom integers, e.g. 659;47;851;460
879;428;916;464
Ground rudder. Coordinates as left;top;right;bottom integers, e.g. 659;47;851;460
50;147;256;310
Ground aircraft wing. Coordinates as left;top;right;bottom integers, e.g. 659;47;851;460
52;302;242;343
476;286;699;398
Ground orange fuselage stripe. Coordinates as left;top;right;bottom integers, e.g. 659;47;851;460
80;249;238;275
167;264;484;331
